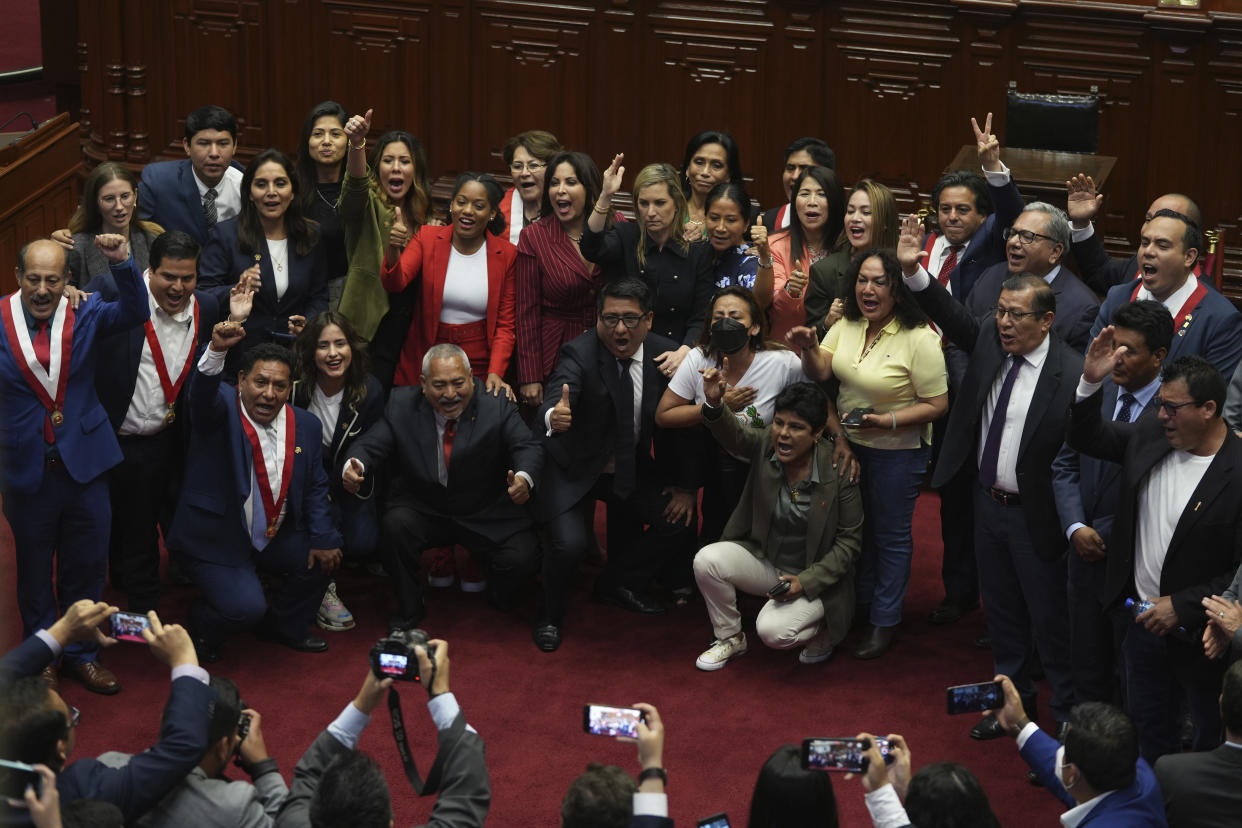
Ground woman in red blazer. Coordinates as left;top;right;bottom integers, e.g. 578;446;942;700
381;172;517;396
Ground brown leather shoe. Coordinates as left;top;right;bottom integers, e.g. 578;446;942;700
40;665;58;692
853;625;897;660
62;660;121;695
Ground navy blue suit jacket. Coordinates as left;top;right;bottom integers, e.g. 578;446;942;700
924;174;1025;302
137;158;243;246
0;259;149;494
166;365;342;566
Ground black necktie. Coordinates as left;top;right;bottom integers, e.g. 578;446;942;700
203;188;218;229
978;356;1023;490
614;358;636;498
1116;392;1136;424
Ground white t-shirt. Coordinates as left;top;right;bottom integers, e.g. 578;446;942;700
440;245;489;323
669;348;807;428
308;385;344;448
1134;450;1215;601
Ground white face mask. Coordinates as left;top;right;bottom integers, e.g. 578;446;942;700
1054;745;1072;793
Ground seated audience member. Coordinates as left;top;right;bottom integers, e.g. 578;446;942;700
561;703;670;828
91;231;233;613
499;129;564;245
693;380;862;670
1066;175;1207;293
746;744;840;828
679;130;744;242
534;278;697;652
291;311;384;631
64;163;162;288
583;156;715;379
98;677;287;827
1052;301;1172;705
168;324;342;662
342;343;541;628
853;733;1001;828
198;148;329;373
703;182;773;308
1;236;149;695
1070;346;1241;762
293;101;349;308
339;109;434;343
1204;566;1242;660
760;137;837;234
275;640;489;828
804;179;899;340
793;249;948;660
768;166;844;343
1153;660;1242;826
1088;209;1242;382
138;105;244;245
990;675;1166;826
0;601;215;825
515;151;610;408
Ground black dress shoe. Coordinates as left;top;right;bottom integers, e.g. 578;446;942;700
853;625;896;660
267;633;328;653
970;713;1007;740
928;599;977;625
533;624;562;652
593;585;666;616
192;634;222;664
1026;770;1043;787
974;633;992;650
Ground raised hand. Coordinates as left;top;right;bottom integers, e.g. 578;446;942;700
784;325;819;352
1083;326;1122;384
972;112;1001;171
750;217;770;260
507;469;531;504
388;209;411;251
143;611;198;668
342;458;365;494
209;320;247;352
825;297;845;329
786;258;807;299
550;383;573;433
95;233;129;264
229;276;255;322
345;108;372;147
897;213;927;276
600;153;625;200
1066;173;1103;227
701;360;728;407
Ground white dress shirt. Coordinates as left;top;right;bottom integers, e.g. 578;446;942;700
120;279;198;436
979;335;1050;493
925;163;1013;296
193;165;243;223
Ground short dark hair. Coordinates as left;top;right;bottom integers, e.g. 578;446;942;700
207;676;244;747
452;172;507;237
149;230;201;271
502;129;563;166
841;249;929;330
1161;355;1226;416
931;170;993;218
746;744;839;828
597;278;652;315
784;137;836;171
1149;208;1203;261
1222;660;1242;736
0;677;68;769
561;763;634;828
310;751;392;828
1000;274;1056;316
680;130;745;200
184;105;237;142
60;799;125;828
772;383;829;433
240;343;295;376
1111;300;1173;354
1064;702;1138;793
904;762;999;828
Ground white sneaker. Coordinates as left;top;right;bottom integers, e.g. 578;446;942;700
696;632;747;671
798;627;835;664
316;581;356;631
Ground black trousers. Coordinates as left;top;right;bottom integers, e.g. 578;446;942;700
932;415;978;607
108;429;181;612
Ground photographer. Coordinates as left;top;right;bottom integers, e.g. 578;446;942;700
0;601;215;824
275;639;488;828
849;734;998;828
561;703;671;828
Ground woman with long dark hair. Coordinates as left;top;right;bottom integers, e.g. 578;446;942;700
66;162;162;288
294;101;349;307
747;745;840;828
680;130;744;242
768;166;845;342
704;181;772;307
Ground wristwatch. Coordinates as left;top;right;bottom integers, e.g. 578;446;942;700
638;766;667;786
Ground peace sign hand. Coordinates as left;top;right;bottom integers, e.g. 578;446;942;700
972;112;1001;172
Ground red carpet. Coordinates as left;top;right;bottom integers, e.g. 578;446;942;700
1;493;1064;826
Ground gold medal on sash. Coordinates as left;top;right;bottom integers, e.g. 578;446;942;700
265;523;277;539
165;405;177;425
50;410;64;427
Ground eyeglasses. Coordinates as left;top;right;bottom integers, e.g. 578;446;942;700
1002;227;1058;246
992;307;1043;321
1153;397;1200;417
510;161;546;173
600;314;645;329
67;705;81;728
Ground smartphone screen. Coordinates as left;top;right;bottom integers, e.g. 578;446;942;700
801;737;890;772
583;704;643;738
697;813;731;828
0;759;41;804
946;681;1004;715
110;611;151;643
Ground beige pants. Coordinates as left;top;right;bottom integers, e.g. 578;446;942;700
693;541;825;648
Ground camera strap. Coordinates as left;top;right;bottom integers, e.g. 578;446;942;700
386;687;466;796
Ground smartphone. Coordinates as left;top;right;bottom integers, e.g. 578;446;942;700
583;704;644;739
268;330;296;345
767;580;791;597
0;759;41;805
946;681;1004;715
110;610;151;643
801;737;891;772
697;814;731;828
842;407;874;427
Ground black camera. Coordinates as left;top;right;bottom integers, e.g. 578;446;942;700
370;628;435;682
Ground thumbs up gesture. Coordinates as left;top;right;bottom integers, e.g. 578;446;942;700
343;458;365;494
749;216;769;260
550;383;573;433
507;469;531;504
389;208;411;251
786;257;808;299
345;108;372;147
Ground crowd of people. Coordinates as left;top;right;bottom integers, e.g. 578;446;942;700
2;99;1242;826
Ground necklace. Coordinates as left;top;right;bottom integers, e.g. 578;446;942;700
315;185;338;213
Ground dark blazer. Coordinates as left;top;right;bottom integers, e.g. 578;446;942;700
346;379;541;544
1068;389;1242;664
88;271;222;431
534;330;685;521
923;175;1026;302
966;263;1099;351
1154;742;1242;827
1089;277;1242;381
0;258;149;494
291;374;385;498
137;158;243;246
166;366;342;566
914;276;1083;561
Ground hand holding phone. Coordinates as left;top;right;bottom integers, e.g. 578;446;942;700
110;610;152;643
583;704;644;739
767;580;791;597
801;737;892;772
945;681;1004;715
842;407;874;427
697;814;731;828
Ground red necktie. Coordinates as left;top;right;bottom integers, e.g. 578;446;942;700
936;244;963;287
34;321;54;443
443;420;456;474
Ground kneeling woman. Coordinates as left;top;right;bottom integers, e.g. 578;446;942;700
692;381;862;671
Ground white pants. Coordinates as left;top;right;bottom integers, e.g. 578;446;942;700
693;541;825;648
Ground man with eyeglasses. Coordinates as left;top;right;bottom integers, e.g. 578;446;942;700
531;278;696;652
1070;345;1241;763
899;215;1083;744
0;601;215;824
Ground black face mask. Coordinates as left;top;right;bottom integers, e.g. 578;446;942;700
711;317;751;354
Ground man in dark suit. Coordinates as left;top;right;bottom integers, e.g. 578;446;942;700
88;230;234;612
342;342;541;630
275;640;489;828
1070;345;1242;762
1053;301;1172;705
899;214;1082;737
0;601;216;825
533;278;696;652
1153;660;1242;827
138;105;244;245
0;236;149;695
759;137;836;234
166;324;342;662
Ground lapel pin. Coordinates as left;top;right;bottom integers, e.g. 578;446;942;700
294;446;302;454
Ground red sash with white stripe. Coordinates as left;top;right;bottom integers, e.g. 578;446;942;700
1;293;73;429
1129;279;1207;339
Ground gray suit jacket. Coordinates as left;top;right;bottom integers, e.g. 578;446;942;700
1153;742;1242;827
